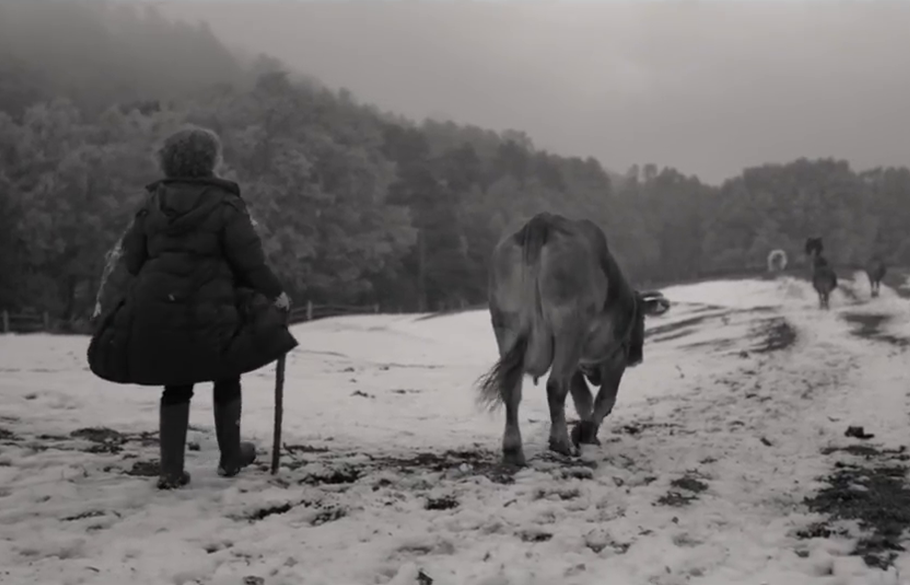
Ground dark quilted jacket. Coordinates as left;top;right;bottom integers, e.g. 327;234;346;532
88;177;298;386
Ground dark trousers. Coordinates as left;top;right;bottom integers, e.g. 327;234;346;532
162;377;242;406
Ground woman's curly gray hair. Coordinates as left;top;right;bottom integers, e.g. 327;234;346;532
155;126;223;178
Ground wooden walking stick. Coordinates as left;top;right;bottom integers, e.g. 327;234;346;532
270;306;290;475
270;352;286;474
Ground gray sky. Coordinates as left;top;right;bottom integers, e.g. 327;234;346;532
158;0;910;184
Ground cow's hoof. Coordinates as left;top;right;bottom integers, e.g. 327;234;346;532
548;438;579;458
502;447;527;468
572;421;601;447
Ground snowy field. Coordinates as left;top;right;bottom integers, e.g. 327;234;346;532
3;273;910;585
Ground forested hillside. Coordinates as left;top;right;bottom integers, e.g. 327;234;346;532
2;1;909;327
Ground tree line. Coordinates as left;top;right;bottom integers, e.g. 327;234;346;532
1;2;908;328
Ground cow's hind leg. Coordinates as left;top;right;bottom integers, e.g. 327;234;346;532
569;372;596;445
569;371;600;447
491;311;527;468
569;371;593;420
574;359;625;447
546;332;585;457
501;370;525;467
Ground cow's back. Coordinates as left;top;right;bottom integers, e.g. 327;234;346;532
537;218;638;366
536;218;608;313
487;214;610;373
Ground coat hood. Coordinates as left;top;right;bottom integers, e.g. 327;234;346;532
143;177;241;237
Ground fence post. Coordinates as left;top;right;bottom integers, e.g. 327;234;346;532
1;310;7;334
306;300;313;321
373;303;379;314
43;312;50;331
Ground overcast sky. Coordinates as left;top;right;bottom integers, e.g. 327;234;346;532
157;0;910;184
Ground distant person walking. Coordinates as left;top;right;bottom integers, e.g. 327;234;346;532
88;126;297;490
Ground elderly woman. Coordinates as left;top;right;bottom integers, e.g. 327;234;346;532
89;126;297;490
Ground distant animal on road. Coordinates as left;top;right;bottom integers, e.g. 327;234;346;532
767;249;788;274
866;256;887;298
476;212;668;467
805;236;837;310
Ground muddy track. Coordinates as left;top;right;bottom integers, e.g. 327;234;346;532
0;421;604;489
647;306;778;344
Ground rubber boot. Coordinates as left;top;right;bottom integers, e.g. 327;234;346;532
157;401;191;490
214;396;257;477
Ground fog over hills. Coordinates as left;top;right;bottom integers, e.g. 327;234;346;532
158;0;910;183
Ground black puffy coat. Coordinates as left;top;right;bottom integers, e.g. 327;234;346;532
88;177;298;386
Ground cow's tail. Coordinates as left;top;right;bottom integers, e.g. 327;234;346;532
476;334;528;412
476;214;552;411
521;213;551;268
517;213;551;373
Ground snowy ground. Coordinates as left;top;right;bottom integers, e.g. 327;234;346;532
3;273;910;585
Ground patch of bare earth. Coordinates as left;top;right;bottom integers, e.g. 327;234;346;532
799;442;910;570
841;313;910;347
751;317;798;353
8;426;161;456
3;425;196;477
273;447;518;485
655;472;709;507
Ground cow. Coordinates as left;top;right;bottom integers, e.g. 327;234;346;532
767;249;788;274
475;212;668;467
805;236;838;310
866;255;887;298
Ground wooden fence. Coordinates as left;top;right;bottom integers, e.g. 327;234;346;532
0;302;382;334
288;301;380;325
1;310;51;334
